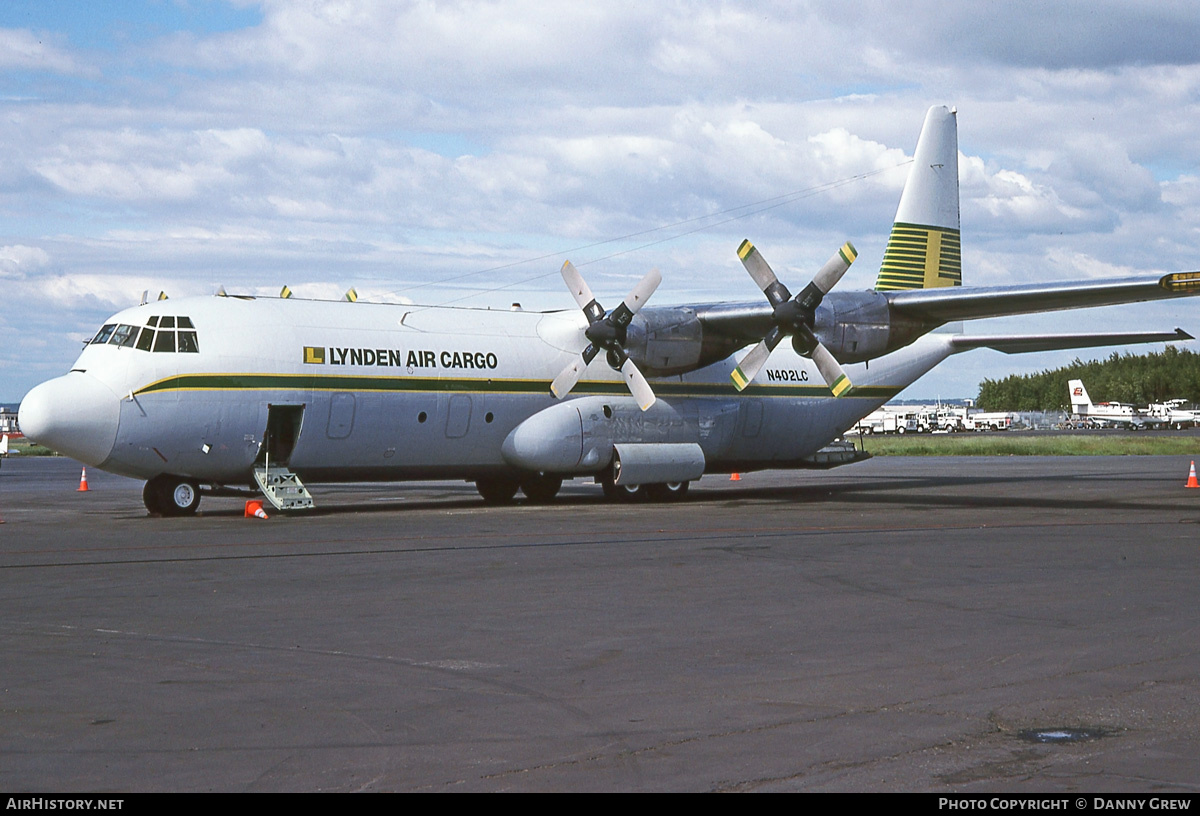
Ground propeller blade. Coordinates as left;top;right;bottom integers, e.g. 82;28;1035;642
622;267;662;316
550;357;587;400
809;338;852;397
811;241;858;294
737;239;778;291
607;267;663;332
620;357;656;411
730;341;769;391
561;261;598;312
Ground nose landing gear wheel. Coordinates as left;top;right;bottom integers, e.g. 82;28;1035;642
144;474;201;516
521;474;563;503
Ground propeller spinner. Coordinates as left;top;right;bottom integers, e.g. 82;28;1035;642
550;261;661;411
730;240;857;396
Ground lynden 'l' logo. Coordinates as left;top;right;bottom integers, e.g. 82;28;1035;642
304;346;325;364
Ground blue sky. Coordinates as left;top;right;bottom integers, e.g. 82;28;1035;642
3;1;1200;401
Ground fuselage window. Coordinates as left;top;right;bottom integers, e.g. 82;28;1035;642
147;316;160;327
91;324;117;344
153;330;176;353
159;316;176;329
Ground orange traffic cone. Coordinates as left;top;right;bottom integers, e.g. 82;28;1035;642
730;472;741;481
244;499;269;519
77;467;89;492
1187;461;1199;489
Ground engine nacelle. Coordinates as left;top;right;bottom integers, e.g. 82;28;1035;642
813;290;931;363
501;396;704;475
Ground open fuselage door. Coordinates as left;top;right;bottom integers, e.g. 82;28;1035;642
253;404;315;511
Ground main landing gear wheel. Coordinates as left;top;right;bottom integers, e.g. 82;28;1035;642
645;481;690;502
144;474;201;516
476;477;520;504
603;480;645;502
521;473;563;503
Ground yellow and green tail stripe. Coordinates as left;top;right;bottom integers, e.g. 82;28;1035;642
874;222;961;291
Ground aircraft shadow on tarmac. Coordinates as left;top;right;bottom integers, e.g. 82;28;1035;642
183;469;1193;519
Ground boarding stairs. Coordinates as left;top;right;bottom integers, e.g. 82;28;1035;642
253;465;315;511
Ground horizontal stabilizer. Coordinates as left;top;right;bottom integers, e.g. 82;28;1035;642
950;328;1192;355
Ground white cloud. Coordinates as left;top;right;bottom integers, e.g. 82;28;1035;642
0;244;51;280
0;28;86;75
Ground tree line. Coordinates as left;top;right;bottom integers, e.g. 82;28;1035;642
976;345;1200;411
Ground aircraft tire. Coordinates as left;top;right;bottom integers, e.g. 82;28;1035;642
645;481;689;502
142;480;164;516
601;472;645;502
476;477;520;504
147;475;201;516
521;474;563;503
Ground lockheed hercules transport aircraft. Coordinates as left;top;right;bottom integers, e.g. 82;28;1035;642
19;106;1200;515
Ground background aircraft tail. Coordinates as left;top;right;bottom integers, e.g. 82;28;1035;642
875;105;961;291
1068;379;1093;414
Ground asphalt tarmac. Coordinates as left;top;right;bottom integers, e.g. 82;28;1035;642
3;454;1200;792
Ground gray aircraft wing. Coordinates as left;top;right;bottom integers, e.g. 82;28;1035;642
886;272;1200;323
688;272;1200;350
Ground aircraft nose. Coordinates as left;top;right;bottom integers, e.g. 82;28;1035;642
19;373;121;466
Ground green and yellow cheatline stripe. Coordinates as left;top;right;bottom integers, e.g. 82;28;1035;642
133;372;900;400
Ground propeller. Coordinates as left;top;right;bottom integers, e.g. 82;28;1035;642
550;261;662;411
730;239;857;397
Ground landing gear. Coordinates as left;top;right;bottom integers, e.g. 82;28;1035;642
645;481;690;502
475;477;520;504
600;471;690;503
602;476;645;502
143;474;201;516
521;473;563;503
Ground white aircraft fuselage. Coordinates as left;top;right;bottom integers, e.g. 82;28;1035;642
21;293;951;484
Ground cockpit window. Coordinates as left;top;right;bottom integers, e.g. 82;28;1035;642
177;330;199;353
108;324;138;347
89;316;200;353
135;327;155;351
153;328;176;353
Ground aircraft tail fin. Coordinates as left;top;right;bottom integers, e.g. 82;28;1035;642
1068;379;1093;414
875;105;961;291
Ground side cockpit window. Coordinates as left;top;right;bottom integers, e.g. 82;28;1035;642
177;316;199;353
91;316;199;353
